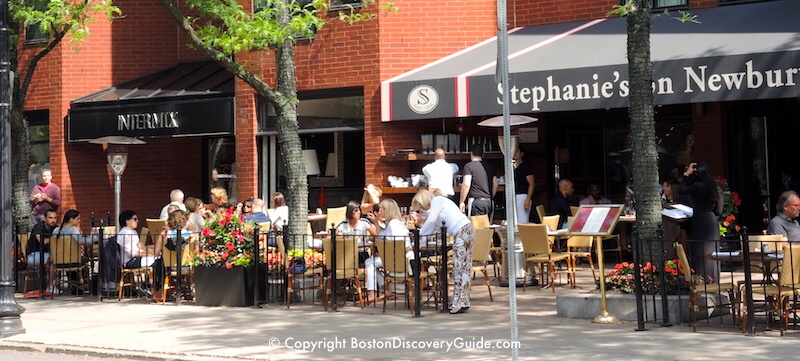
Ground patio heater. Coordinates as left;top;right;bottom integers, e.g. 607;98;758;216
89;136;146;232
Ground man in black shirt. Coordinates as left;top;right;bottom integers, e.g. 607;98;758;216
513;145;535;224
27;209;59;293
549;179;574;228
459;143;498;220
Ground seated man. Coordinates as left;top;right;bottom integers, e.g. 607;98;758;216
579;184;611;205
27;209;59;294
117;210;164;299
767;190;800;243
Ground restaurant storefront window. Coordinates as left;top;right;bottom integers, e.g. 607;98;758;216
258;88;364;205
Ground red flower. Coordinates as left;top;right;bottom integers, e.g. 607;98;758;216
201;228;212;237
225;262;233;269
732;192;742;206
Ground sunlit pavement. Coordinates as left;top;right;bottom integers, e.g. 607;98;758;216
2;265;797;360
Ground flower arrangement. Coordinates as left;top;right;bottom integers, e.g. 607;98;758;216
715;177;742;237
603;260;711;294
287;248;325;268
189;207;255;268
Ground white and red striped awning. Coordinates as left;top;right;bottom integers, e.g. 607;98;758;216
381;0;800;121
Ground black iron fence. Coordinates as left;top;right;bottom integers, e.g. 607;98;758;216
631;226;800;335
12;215;448;317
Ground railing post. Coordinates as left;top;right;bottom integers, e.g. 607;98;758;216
330;228;338;311
656;224;670;327
741;230;755;335
412;229;421;317
631;228;645;330
175;228;183;306
439;221;448;313
13;223;18;295
97;220;105;302
252;223;260;309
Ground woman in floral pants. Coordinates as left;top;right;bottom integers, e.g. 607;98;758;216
412;190;475;314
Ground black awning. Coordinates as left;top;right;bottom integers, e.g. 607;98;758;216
381;0;800;121
68;62;235;142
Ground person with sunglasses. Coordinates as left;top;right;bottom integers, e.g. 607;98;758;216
767;190;800;243
117;210;164;298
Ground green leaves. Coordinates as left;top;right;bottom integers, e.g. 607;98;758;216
184;0;327;55
10;0;121;48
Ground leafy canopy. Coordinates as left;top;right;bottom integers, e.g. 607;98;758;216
184;0;328;54
10;0;121;47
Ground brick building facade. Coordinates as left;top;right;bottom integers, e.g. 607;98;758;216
19;0;798;231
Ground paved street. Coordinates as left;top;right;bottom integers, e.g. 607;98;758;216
2;268;798;361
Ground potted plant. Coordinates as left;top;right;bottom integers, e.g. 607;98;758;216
189;207;258;307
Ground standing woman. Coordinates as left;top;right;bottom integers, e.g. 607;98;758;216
679;161;720;281
412;189;475;314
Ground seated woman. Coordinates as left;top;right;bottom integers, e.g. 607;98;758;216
52;209;100;245
364;199;407;304
162;210;193;251
116;210;164;299
336;201;377;264
270;192;289;232
185;197;208;234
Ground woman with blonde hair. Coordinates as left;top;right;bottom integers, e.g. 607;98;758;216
209;187;228;211
411;189;474;314
362;198;404;303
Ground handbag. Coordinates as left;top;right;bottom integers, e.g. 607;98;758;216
289;257;307;274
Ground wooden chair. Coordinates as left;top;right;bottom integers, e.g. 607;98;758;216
570;206;580;216
735;234;785;313
741;243;800;335
117;227;159;300
566;235;596;285
375;237;438;313
157;240;194;304
470;228;495;302
541;215;563;251
322;236;365;310
675;242;737;332
470;215;500;278
277;235;324;309
325;206;348;230
518;224;572;292
18;233;40;294
51;236;89;295
535;204;546;224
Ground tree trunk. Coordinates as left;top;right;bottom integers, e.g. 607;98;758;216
10;107;31;234
275;39;308;251
628;0;661;261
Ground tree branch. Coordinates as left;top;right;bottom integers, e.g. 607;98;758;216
158;0;282;104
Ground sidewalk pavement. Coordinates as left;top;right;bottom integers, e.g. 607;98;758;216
2;269;798;361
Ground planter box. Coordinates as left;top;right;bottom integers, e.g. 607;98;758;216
195;266;256;307
556;292;730;325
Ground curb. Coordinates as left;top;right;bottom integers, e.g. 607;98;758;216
0;341;271;361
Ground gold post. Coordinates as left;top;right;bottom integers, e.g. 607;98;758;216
593;235;620;324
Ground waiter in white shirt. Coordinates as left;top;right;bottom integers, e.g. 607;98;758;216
423;148;459;202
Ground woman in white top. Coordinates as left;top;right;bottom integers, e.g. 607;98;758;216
336;201;377;262
52;209;99;245
185;197;208;235
412;189;475;314
269;192;289;231
362;199;405;303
